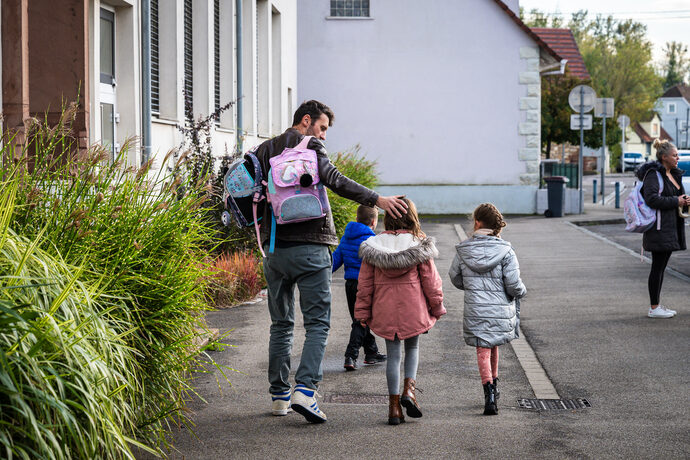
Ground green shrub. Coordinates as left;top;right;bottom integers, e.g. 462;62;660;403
328;147;379;240
4;108;226;453
0;178;154;459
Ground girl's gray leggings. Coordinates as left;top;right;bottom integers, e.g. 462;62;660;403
385;335;420;395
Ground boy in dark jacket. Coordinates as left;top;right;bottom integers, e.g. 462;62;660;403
333;205;386;370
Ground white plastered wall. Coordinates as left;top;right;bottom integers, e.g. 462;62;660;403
297;0;543;213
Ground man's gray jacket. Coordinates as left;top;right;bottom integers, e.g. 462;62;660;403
255;128;379;247
448;234;526;348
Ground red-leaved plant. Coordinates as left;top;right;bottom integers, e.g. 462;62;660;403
212;251;264;307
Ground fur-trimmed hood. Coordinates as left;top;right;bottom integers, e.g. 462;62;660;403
359;230;438;272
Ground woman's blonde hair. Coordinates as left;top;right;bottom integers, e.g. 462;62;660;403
653;138;677;162
383;198;424;238
473;203;506;236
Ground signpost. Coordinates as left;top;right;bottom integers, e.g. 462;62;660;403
569;85;596;214
617;114;630;172
570;114;592;130
594;98;614;203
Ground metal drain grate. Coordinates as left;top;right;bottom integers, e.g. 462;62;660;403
518;398;591;411
322;393;388;405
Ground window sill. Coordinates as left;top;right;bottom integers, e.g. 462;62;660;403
325;16;373;20
152;117;180;127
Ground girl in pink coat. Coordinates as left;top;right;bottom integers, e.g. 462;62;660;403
355;198;446;425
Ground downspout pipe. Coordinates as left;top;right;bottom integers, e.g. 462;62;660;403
235;0;243;153
141;0;152;164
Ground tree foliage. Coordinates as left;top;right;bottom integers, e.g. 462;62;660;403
523;9;661;157
662;41;689;90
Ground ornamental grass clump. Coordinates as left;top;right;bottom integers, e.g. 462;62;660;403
0;178;153;459
328;148;379;239
4;106;226;453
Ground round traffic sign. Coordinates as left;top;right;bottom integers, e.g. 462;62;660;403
568;85;596;113
617;114;630;127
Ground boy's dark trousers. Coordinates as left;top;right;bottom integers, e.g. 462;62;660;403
344;279;379;360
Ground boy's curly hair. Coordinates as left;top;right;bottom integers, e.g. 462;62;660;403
473;203;506;236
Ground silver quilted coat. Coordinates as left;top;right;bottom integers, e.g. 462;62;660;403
448;235;526;348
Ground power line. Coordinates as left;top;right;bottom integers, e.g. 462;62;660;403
524;9;690;16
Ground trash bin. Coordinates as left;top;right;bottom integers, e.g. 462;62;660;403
544;176;569;218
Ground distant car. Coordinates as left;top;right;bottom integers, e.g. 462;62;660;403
622;152;645;172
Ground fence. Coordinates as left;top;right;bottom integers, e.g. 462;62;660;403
540;161;578;189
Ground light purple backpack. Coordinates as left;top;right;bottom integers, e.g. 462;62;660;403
265;135;330;251
623;171;663;233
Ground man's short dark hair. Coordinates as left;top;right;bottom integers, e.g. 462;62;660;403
356;205;378;225
292;100;335;127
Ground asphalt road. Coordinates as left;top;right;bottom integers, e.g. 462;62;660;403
138;217;690;459
585;222;690;277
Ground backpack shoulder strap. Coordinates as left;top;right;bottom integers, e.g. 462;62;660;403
294;135;313;151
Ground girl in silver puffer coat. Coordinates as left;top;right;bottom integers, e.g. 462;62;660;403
448;203;526;416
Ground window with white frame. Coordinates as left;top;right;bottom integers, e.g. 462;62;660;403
668;102;676;114
330;0;370;17
652;122;659;137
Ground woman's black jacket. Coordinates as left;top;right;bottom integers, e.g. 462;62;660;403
636;161;686;252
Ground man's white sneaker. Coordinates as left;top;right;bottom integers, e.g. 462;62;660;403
648;307;674;318
291;384;327;423
271;389;292;416
660;305;677;316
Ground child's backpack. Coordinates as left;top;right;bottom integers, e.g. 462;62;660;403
265;135;330;252
222;150;266;254
623;170;663;233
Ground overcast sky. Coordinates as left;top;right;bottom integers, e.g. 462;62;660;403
519;0;690;64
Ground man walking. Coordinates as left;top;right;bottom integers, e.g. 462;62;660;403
255;100;407;423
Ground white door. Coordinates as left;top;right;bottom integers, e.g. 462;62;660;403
99;7;118;161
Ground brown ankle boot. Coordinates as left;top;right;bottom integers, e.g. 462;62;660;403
388;395;405;425
401;378;422;418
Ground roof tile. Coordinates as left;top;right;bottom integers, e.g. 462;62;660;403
531;28;590;79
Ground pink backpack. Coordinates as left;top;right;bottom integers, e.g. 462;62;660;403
623;170;663;233
266;135;330;251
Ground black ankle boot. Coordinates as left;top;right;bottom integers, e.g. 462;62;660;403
483;383;498;415
493;377;500;402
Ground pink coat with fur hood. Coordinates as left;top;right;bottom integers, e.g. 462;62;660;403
354;230;446;341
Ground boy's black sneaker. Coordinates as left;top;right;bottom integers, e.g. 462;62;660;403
344;356;357;371
364;353;387;364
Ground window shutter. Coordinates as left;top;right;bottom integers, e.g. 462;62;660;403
214;0;221;116
184;0;194;122
151;0;160;115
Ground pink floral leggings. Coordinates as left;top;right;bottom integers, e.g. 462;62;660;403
476;346;499;384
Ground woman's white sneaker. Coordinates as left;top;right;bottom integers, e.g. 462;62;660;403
660;305;677;316
648;307;674;318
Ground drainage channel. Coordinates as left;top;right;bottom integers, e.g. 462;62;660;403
518;398;591;411
322;393;388;405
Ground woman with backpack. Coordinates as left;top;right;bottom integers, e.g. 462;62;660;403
635;139;690;319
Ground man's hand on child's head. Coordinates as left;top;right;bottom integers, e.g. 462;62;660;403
376;195;408;218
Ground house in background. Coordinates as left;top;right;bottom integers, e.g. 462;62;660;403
531;28;589;80
1;0;297;169
296;0;563;214
625;112;672;157
531;27;602;172
656;84;690;149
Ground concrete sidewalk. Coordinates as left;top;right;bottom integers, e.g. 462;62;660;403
143;212;689;459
